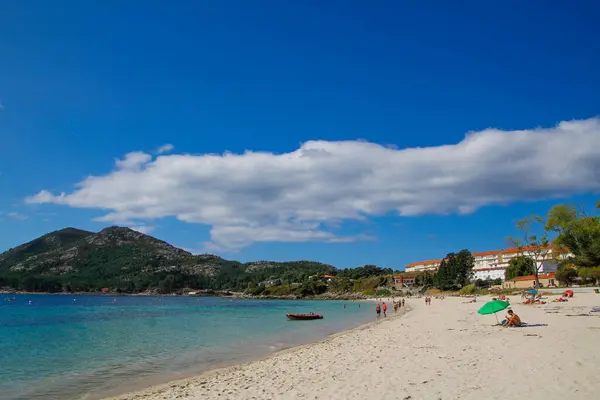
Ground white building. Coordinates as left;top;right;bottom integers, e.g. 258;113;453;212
404;259;441;273
405;245;570;282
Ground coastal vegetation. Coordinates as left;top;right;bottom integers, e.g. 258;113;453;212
0;227;397;297
2;198;598;296
503;200;600;286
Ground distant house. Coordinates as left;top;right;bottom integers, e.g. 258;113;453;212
502;272;558;289
393;275;416;289
258;279;282;288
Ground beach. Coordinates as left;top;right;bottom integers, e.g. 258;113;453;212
106;293;600;400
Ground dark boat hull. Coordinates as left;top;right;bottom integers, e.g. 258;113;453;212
286;313;323;320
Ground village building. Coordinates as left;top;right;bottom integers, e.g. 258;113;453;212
404;245;571;282
393;275;417;289
502;272;558;289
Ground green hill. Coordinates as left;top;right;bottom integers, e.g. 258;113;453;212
0;227;337;294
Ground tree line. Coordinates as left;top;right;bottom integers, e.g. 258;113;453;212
504;200;600;287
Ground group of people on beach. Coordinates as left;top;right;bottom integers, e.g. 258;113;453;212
375;298;405;318
424;296;432;305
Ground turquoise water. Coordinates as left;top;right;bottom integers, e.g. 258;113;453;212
0;295;373;400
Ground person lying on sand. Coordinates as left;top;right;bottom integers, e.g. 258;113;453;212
502;310;521;327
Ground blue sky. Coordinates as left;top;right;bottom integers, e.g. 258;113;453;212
1;1;599;269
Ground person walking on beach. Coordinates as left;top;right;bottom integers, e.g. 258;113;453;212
393;301;398;314
382;302;387;317
401;298;405;307
376;303;381;318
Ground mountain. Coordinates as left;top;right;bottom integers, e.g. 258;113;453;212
0;227;336;293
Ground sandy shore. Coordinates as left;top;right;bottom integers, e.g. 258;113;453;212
106;294;600;400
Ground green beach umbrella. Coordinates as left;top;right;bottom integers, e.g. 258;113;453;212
478;300;509;324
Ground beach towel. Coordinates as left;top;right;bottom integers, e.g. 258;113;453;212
499;321;547;327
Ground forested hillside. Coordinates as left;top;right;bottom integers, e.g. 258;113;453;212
0;227;338;294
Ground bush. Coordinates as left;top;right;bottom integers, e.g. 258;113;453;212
459;284;477;295
296;280;328;297
246;286;265;296
556;266;578;286
264;284;295;296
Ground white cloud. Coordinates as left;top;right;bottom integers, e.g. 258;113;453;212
204;225;375;252
25;118;600;250
115;151;152;170
128;225;156;234
156;144;174;154
8;212;28;220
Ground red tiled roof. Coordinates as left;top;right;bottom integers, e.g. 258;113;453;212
511;272;556;282
472;249;503;257
407;244;566;268
405;259;442;267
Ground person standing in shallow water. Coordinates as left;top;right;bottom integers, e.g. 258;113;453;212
382;302;387;317
375;303;381;318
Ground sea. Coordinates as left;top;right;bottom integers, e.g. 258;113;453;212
0;294;374;400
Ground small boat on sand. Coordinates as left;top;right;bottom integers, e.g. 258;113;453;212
286;313;323;320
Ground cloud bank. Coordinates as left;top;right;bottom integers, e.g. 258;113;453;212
26;118;600;250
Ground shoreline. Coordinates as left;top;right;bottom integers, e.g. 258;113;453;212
103;294;600;400
2;291;381;300
100;304;409;400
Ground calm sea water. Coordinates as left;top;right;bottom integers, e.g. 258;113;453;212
0;294;373;400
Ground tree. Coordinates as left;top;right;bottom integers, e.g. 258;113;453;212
505;256;536;280
159;275;175;294
415;271;434;287
492;278;503;286
434;258;453;290
507;215;551;289
454;250;475;286
555;266;578;286
433;250;474;290
578;267;600;285
545;203;600;268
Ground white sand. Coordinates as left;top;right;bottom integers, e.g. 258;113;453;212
106;294;600;400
